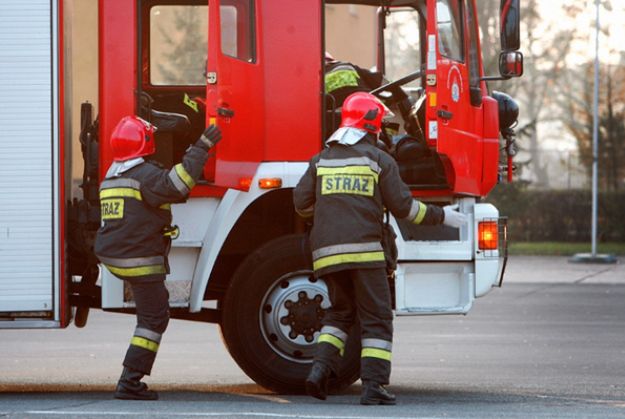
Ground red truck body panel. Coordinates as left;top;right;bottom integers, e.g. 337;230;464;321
98;0;137;179
208;0;322;190
97;0;504;198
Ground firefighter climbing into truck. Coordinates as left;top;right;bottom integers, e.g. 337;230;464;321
0;0;522;395
95;116;222;400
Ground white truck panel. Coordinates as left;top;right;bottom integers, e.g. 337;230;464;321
395;262;474;315
0;0;60;317
189;162;308;312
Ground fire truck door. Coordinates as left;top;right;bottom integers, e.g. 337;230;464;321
433;0;483;193
207;0;322;190
207;0;263;191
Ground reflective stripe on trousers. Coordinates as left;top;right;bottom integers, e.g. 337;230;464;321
312;242;384;272
317;325;349;357
361;338;392;361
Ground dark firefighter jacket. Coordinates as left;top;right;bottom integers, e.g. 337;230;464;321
94;145;208;281
293;135;444;278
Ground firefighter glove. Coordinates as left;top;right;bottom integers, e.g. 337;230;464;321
196;125;222;151
442;204;468;229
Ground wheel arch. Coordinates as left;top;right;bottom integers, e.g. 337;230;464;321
189;187;300;312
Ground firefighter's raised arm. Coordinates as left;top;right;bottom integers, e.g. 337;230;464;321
141;125;222;207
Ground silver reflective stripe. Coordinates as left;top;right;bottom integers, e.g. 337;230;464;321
329;64;360;73
105;158;144;177
320;325;348;342
134;327;162;344
98;255;164;268
362;338;393;352
100;178;141;191
317;157;381;174
312;242;383;260
406;200;421;222
168;167;189;195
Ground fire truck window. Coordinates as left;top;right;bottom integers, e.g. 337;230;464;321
325;5;378;70
149;6;208;86
384;8;421;90
436;0;464;62
220;1;256;63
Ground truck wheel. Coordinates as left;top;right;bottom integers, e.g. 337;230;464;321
220;234;360;394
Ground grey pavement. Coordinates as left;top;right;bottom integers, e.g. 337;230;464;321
504;255;624;284
0;255;624;418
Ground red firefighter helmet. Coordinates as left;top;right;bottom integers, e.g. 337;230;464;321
340;92;388;134
110;116;156;161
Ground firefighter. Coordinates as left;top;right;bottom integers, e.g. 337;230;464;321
94;115;221;400
325;52;384;108
324;52;384;138
293;92;467;405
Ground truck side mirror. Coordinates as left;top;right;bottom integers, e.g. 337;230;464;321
499;50;523;78
500;0;520;51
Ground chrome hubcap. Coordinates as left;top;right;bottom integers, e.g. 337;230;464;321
259;271;330;363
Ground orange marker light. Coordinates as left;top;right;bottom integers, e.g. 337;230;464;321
258;178;283;189
478;221;498;250
239;177;253;189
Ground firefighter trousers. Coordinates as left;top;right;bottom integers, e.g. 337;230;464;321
314;267;393;385
122;276;170;375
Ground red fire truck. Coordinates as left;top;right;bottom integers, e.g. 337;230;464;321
0;0;522;393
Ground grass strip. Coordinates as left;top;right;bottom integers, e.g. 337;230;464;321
509;241;625;256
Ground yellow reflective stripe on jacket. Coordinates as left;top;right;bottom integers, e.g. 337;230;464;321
174;163;195;189
130;336;160;353
317;157;381;174
159;203;171;211
313;242;383;260
412;202;428;224
318;333;345;356
316;165;379;183
313;251;385;271
361;347;392;361
100;188;142;201
104;263;166;277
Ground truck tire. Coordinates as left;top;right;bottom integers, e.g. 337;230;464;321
220;234;360;394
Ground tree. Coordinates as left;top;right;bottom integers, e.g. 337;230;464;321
556;0;625;191
600;65;625;191
155;6;208;86
561;62;625;191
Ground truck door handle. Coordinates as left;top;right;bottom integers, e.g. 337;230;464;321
217;107;235;118
437;110;453;120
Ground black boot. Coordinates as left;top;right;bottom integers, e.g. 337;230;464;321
360;381;396;405
305;362;331;400
114;367;159;400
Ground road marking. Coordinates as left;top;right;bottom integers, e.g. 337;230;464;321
574;267;615;284
23;412;441;419
535;394;625;408
242;393;291;403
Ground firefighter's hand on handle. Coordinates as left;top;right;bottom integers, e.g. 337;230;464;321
196;125;222;151
442;204;468;228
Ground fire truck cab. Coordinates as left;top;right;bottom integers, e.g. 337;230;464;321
0;0;522;393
